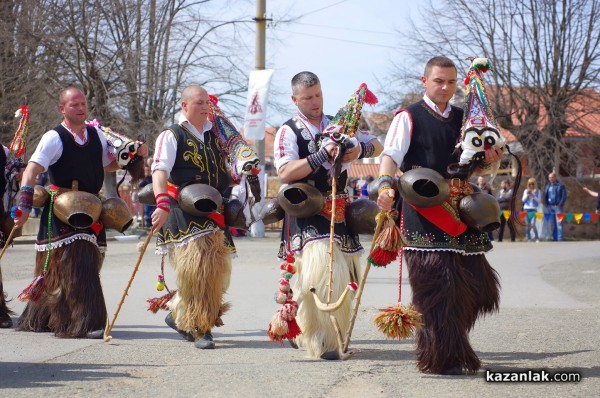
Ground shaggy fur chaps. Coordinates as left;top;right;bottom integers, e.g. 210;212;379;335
293;241;361;358
16;240;107;337
405;250;500;374
168;231;232;337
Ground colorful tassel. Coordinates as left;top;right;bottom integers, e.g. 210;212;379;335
10;105;30;158
146;290;177;313
374;303;422;340
367;211;404;267
267;250;302;344
18;274;45;302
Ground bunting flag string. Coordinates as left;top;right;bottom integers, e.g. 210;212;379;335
509;211;600;225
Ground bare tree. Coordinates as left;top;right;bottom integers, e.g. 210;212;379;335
0;0;255;153
390;0;600;184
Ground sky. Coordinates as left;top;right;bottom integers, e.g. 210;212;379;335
223;0;419;127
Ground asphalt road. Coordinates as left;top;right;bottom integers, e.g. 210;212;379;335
1;232;599;397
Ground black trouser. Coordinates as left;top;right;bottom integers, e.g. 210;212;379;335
498;212;515;242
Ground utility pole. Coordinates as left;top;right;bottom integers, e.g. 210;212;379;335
250;0;267;238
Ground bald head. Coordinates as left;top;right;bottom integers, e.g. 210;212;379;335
59;86;85;105
181;85;211;129
181;85;208;103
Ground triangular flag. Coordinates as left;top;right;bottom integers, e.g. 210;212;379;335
558;213;567;223
574;213;583;224
592;214;599;224
502;210;511;220
544;212;552;221
536;212;543;221
519;211;527;222
582;213;591;223
527;212;536;221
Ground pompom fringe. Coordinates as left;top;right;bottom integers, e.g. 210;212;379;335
18;275;45;302
146;290;177;313
374;303;422;340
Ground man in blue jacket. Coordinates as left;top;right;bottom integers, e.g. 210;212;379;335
543;172;568;241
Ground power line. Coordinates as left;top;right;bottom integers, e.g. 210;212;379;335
292;22;397;36
294;0;351;19
275;29;398;49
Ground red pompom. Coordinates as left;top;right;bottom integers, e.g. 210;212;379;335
251;168;260;175
363;87;378;105
209;95;219;105
348;282;358;291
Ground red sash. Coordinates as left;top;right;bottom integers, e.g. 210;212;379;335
407;202;467;237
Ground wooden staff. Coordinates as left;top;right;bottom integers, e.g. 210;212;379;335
0;225;19;264
104;231;154;342
342;211;387;353
326;166;337;304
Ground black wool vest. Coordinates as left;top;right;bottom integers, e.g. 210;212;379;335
49;125;104;193
399;100;463;178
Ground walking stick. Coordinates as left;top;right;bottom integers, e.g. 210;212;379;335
0;225;19;264
342;211;386;352
326;163;338;304
104;231;154;342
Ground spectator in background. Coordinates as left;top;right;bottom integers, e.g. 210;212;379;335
582;186;600;214
360;175;374;198
522;177;541;242
138;164;155;229
347;178;359;200
477;176;494;241
496;179;515;242
543;172;567;241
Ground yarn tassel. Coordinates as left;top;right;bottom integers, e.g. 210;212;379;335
17;274;45;302
146;290;177;313
373;303;422;340
367;211;404;267
361;83;378;105
267;300;301;344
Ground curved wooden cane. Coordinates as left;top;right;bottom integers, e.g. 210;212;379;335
104;231;154;342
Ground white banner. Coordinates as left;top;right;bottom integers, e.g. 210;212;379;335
243;69;274;140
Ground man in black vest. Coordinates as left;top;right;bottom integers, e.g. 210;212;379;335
13;86;147;338
151;85;260;349
273;72;382;359
377;57;503;375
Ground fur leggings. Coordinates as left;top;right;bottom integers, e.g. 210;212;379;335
16;240;107;338
405;250;500;374
168;231;232;337
294;241;361;358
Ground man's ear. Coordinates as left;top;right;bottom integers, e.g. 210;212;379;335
291;95;298;107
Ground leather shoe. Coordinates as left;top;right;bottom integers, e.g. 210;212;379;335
320;350;340;360
165;313;195;342
86;329;104;339
441;366;463;375
194;331;215;349
287;338;298;349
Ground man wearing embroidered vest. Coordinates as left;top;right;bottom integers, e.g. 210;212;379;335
377;57;503;375
13;86;147;338
274;71;383;360
151;85;260;349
